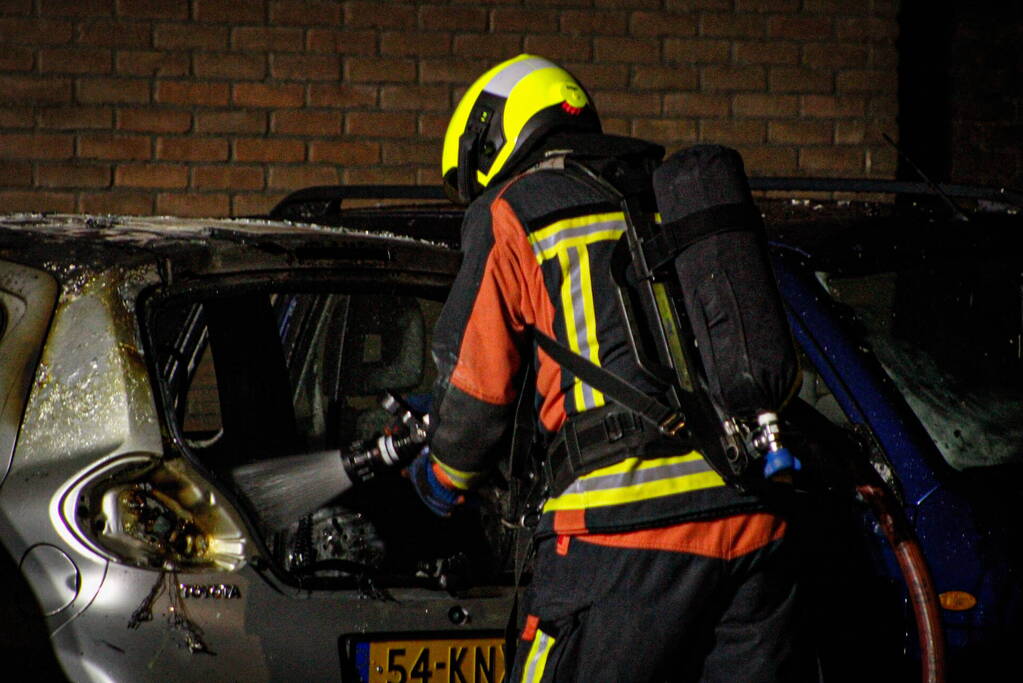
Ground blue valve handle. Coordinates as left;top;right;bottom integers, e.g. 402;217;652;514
763;446;802;479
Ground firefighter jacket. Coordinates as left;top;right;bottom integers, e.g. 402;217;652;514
429;139;766;536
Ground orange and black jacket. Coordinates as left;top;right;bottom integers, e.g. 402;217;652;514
428;148;765;537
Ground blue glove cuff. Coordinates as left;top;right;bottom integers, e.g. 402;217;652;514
409;450;462;517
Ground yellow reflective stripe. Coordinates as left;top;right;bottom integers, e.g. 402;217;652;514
542;453;727;512
528;211;624;250
531;229;625;262
521;629;555;683
432;457;483;490
576;244;604;408
555;248;588;410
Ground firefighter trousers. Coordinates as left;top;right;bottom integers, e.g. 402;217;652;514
509;513;809;682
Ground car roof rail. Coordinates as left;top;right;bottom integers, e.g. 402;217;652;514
269;185;450;221
749;177;1023;209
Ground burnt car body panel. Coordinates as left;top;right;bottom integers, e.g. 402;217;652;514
0;176;1021;681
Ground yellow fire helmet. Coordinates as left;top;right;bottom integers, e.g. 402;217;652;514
441;54;601;204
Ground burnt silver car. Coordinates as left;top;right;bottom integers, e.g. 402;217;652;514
0;213;513;682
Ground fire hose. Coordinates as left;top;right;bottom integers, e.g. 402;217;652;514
856;483;946;683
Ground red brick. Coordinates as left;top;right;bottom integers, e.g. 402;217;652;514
594;0;659;7
590;90;661;117
735;41;800;65
523;35;590;62
0;108;34;128
491;8;560;33
0;133;73;159
232;82;305;108
630;11;697;37
343;2;416;29
700;119;766;144
79;133;151;160
271;54;340;81
195;110;267;134
767;120;832;144
733;93;799;118
234;138;305;162
115;164;188;188
195;53;267;80
156;192;230;217
601;118;630;137
194;0;267;23
381;141;435;165
0;75;72;104
800;94;865;118
699;13;765;38
270;1;340;26
157;137;230;162
308;83;377;108
37;106;111;129
0;0;33;12
767;16;833;40
342;166;416;185
457;34;525;61
418;113;449;140
308;140;382;163
193;165;265;190
116;0;187;19
76;19;150;47
799;146;864;173
837;17;897;42
420;5;487;31
39;47;112;74
664;38;731;64
154;24;230;50
346;57;416;83
267;165;339;189
835;120;867;145
37;163;111;188
0;46;33;71
271;110;342;135
631;66;699;91
78;77;150;104
79;191;154;215
0;191;75;213
380;85;449;112
307;29;378;55
420;58;489;85
768;66;833;93
734;145;798;175
735;0;800;10
664;92;730;117
117;109;192;133
631;119;698;144
345;112;417;137
865;146;897;176
116;51;190;76
802;43;868;69
594;37;661;64
156;81;230;106
0;162;33;186
702;65;766;91
232;193;282;217
382;31;452;57
0;18;73;45
559;10;627;36
567;63;630;90
40;0;114;16
837;69;897;94
231;26;305;52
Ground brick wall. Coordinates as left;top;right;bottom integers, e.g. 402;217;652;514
0;0;899;218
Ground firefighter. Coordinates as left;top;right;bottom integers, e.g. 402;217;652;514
410;54;805;682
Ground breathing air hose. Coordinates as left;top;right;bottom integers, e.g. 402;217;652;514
855;483;946;683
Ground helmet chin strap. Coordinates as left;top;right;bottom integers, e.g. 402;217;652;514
457;128;479;203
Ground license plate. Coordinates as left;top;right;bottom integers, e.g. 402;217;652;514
347;634;505;683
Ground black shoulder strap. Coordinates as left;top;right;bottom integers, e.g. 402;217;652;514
533;331;686;436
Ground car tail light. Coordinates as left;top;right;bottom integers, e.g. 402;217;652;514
57;454;247;572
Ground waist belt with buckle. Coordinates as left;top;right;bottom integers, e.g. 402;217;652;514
547;405;691;495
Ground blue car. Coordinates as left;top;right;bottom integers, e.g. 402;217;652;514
273;178;1023;681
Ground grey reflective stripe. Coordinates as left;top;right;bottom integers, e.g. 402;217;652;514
565;246;597;410
559;458;715;496
528;218;624;259
484;56;556;97
522;630;555;683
